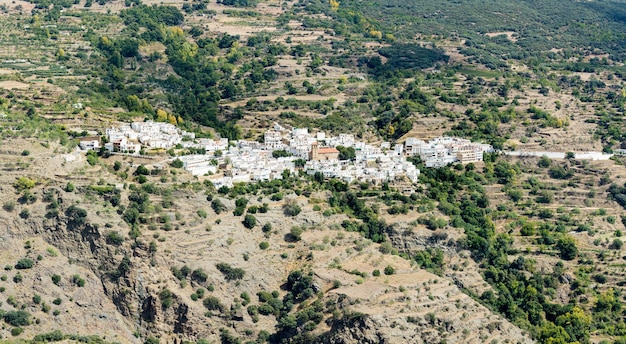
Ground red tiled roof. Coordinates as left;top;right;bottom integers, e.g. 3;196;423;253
317;147;339;154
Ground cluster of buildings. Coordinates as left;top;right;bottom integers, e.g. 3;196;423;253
404;137;493;168
101;121;195;154
93;121;492;187
173;126;492;188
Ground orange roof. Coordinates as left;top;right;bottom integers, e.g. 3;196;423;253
317;147;339;154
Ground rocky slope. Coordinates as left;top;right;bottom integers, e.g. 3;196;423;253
0;139;533;343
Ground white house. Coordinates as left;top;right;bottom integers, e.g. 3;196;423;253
78;137;100;151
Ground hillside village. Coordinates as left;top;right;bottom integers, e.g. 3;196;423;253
94;121;493;187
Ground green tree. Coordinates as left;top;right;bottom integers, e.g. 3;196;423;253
555;306;591;343
556;236;578;260
171;158;183;168
211;198;227;214
243;214;257;229
336;145;356;160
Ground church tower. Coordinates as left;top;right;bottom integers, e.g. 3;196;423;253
310;141;319;161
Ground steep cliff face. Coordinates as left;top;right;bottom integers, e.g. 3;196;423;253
0;216;137;341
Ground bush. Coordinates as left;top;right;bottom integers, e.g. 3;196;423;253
171;158;183;168
283;200;302;216
65;182;75;192
15;258;34;270
384;265;395;275
13;273;22;283
216;263;245;281
19;209;29;219
14;177;36;191
106;231;124;246
145;337;159;344
2;202;15;212
289;226;303;241
52;274;61;285
11;327;23;336
159;289;173;309
259;241;269;250
203;296;224;312
71;274;85;287
233;207;245;216
593;274;607;284
372;269;381;276
243;214;257;229
262;223;272;233
211;199;227;214
65;205;88;227
32;330;64;342
3;310;31;326
197;209;208;218
191;269;208;283
610;238;623;250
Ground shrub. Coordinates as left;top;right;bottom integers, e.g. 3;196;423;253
13;273;23;283
65;205;88;227
259;241;269;250
211;199;227;214
240;292;250;305
3;310;30;326
171;158;183;168
52;298;62;305
19;209;29;219
259;203;269;213
372;269;381;277
144;337;159;344
610;239;623;250
216;263;245;281
106;231;124;246
2;202;15;212
191;269;208;283
11;327;23;336
593;274;607;284
71;274;85;287
15;258;34;270
52;274;61;285
172;266;189;280
283;200;302;216
14;177;36;191
243;214;257;229
159;289;173;309
134;165;150;176
32;330;64;342
538;155;551;168
197;209;208;218
289;226;303;241
384;265;395;275
32;295;41;304
65;182;75;192
262;223;272;233
203;296;224;312
520;223;536;236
